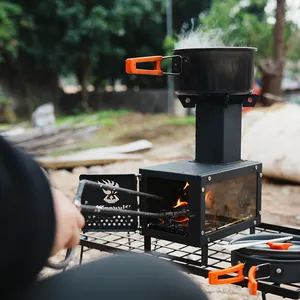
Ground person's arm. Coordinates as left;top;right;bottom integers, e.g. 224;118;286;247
0;136;56;293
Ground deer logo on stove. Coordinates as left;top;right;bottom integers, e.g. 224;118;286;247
99;179;120;204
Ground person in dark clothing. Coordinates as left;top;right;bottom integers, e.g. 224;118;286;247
1;136;209;300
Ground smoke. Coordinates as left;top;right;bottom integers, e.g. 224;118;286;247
175;26;229;49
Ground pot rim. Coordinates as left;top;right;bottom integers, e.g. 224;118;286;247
229;233;300;258
173;47;257;52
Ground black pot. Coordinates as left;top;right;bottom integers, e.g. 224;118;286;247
208;233;300;296
125;47;257;95
230;234;300;284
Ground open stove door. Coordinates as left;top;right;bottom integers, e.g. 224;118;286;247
79;174;138;232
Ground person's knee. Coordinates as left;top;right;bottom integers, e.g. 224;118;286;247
79;253;210;300
19;253;210;300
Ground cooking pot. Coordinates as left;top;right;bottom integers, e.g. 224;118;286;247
208;233;300;296
125;47;257;95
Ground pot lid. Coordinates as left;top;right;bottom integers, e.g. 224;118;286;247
229;233;300;259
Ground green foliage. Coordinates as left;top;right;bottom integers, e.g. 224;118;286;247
198;0;300;62
55;109;131;127
198;0;273;60
0;2;21;61
163;35;176;55
167;116;195;126
0;0;212;89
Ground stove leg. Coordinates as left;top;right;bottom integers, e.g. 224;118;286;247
79;245;84;265
144;236;151;252
261;292;267;300
127;231;132;250
201;245;208;265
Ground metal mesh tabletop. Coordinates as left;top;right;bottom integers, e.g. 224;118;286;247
80;223;300;299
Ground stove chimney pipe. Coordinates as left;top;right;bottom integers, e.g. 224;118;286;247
194;96;242;164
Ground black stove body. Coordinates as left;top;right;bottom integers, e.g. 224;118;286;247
138;93;262;246
79;47;262;248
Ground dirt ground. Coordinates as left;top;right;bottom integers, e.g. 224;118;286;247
44;112;300;300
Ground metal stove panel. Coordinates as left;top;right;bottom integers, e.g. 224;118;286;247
79;174;138;232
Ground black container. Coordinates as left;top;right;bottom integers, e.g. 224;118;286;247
125;47;257;95
230;234;300;284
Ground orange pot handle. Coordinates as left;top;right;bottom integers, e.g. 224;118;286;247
208;263;245;285
267;242;294;250
248;266;258;295
248;263;271;296
125;56;163;76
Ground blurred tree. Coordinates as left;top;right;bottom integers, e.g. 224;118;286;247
0;2;21;62
259;0;286;105
94;0;168;90
172;0;211;33
0;0;169;115
0;0;212;116
56;0;126;110
0;0;68;116
198;0;274;62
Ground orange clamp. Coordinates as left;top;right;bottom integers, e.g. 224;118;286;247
208;263;245;285
125;56;163;76
266;242;294;250
248;266;258;295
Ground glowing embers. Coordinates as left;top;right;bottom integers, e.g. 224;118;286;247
146;180;191;235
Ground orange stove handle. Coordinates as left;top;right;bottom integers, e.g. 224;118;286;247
208;263;245;285
248;266;258;295
125;56;163;76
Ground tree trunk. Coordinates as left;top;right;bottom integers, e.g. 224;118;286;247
0;61;61;119
75;57;91;112
259;0;285;106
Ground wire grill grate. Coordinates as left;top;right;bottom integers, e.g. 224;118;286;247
80;223;300;299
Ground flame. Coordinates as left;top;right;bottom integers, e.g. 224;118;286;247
172;182;189;208
183;182;189;191
173;198;188;208
171;182;190;223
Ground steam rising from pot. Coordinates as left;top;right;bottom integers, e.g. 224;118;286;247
174;22;238;49
175;27;225;49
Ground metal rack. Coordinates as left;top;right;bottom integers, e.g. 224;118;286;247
79;222;300;300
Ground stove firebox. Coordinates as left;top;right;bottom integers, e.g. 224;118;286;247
139;159;261;247
78;47;262;249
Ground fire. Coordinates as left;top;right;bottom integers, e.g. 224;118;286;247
172;182;189;208
173;198;188;208
183;182;189;191
172;182;189;223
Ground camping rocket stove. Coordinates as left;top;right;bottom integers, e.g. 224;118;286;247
78;47;262;248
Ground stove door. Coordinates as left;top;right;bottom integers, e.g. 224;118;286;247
79;174;138;232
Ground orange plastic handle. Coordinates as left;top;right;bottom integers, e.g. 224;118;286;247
125;56;163;76
266;242;294;250
208;263;245;285
248;266;258;295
